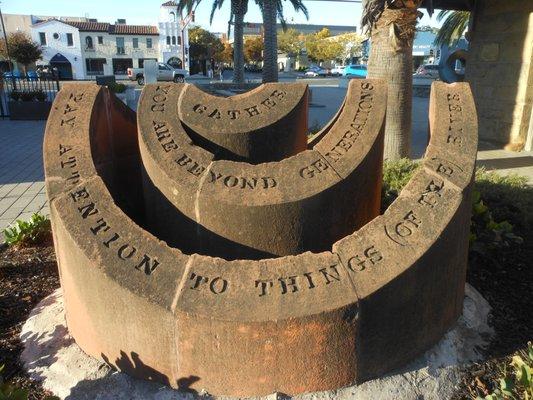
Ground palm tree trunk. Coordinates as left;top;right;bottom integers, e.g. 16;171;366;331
232;1;246;84
367;7;419;160
262;0;278;82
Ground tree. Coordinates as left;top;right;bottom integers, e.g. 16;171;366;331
305;28;344;63
188;26;224;61
178;0;248;84
335;33;365;62
258;0;308;83
216;42;234;64
3;32;42;73
244;36;263;64
278;28;304;56
362;0;424;160
434;10;470;47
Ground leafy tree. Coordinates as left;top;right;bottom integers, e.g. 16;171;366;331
362;0;425;160
244;36;263;63
434;10;470;46
2;32;42;73
178;0;248;84
216;42;234;64
305;28;344;63
188;26;224;61
278;28;304;56
335;33;365;62
257;0;308;83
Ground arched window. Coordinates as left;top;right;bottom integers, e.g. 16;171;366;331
177;36;182;45
166;36;171;45
171;36;176;45
85;36;93;49
169;11;176;22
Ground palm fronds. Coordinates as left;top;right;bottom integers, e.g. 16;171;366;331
434;10;470;46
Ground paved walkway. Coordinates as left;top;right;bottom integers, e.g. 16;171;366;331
1;88;532;236
0;121;48;232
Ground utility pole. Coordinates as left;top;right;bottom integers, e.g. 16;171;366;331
0;1;13;73
179;6;196;72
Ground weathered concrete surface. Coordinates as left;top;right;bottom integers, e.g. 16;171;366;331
139;80;386;259
20;284;493;400
43;81;478;396
178;83;309;162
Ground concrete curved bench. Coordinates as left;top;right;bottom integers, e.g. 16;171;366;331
44;81;477;397
139;80;386;260
178;83;309;162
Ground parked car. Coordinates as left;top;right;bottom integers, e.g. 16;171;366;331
245;64;262;73
3;70;22;79
127;62;189;85
414;64;440;79
26;70;39;81
331;65;345;76
342;64;367;78
36;65;58;79
304;66;328;77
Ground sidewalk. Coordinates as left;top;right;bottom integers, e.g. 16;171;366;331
0;120;48;233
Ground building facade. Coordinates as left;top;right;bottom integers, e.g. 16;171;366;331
3;2;189;78
30;20;160;79
158;1;189;69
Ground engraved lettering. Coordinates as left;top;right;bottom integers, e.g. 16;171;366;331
135;255;160;275
245;105;261;117
319;265;341;284
255;279;274;297
278;276;299;294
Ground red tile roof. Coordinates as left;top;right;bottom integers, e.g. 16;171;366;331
110;24;159;35
64;21;110;32
161;1;178;6
32;18;159;36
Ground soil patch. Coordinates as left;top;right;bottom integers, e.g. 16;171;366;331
0;239;60;400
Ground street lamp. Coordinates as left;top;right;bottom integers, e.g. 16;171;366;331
0;1;13;73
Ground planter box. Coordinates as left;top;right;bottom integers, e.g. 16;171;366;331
9;101;52;120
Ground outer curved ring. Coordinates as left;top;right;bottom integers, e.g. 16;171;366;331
44;81;477;397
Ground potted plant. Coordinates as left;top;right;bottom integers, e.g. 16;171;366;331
8;89;52;120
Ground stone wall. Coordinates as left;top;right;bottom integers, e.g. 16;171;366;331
466;0;533;150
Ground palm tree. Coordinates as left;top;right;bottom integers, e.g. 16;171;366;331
434;10;470;46
258;0;308;83
178;0;248;84
362;0;424;160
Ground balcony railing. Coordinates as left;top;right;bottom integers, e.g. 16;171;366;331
116;46;125;55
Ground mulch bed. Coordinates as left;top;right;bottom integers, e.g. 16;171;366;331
0;238;59;400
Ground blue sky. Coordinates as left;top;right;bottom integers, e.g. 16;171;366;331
1;0;440;34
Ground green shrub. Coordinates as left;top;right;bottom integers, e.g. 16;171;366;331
34;89;47;102
307;120;322;136
3;213;51;247
476;342;533;400
0;364;59;400
380;160;526;255
381;158;420;211
19;91;35;102
107;82;127;94
9;91;20;101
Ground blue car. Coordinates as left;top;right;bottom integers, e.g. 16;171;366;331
26;70;38;81
342;64;367;78
3;70;22;79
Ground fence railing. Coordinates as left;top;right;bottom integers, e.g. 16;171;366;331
0;76;61;118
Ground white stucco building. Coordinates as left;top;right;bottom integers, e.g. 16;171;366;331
158;1;189;70
30;20;84;79
31;19;160;79
10;2;190;79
